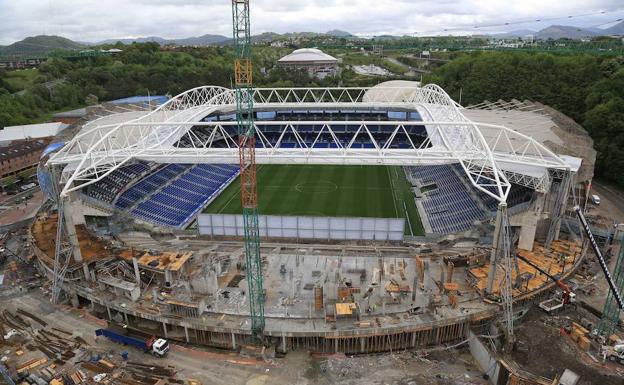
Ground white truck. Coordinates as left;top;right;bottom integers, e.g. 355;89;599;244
603;343;624;365
591;194;601;205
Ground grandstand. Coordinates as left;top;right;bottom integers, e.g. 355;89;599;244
177;108;427;150
407;165;486;233
407;164;535;233
118;164;238;228
84;162;238;228
85;161;153;204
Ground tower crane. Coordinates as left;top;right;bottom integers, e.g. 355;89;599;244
231;0;265;340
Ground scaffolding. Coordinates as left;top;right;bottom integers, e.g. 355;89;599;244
545;171;573;250
486;203;515;349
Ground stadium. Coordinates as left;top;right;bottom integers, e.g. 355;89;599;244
30;81;597;354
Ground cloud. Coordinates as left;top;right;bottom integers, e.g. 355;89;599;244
0;0;622;45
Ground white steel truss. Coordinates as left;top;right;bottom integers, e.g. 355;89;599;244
49;84;572;202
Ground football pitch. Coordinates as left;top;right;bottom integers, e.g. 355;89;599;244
204;165;424;236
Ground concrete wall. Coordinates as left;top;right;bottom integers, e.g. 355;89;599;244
198;214;405;241
468;330;502;385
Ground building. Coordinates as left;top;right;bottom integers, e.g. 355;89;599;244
52;108;88;125
277;48;338;79
52;96;169;125
0;122;67;143
0;122;65;191
0;138;50;188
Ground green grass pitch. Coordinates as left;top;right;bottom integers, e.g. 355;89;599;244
204;165;424;236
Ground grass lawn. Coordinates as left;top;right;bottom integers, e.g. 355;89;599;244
204;164;424;235
4;68;39;91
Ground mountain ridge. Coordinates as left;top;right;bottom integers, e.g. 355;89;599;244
0;35;85;57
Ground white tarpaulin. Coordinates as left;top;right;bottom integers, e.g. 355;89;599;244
198;214;405;241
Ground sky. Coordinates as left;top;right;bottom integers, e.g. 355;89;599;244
1;0;623;45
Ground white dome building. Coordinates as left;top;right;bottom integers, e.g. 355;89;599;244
277;48;338;79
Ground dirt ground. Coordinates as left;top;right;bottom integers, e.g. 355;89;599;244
1;290;489;385
511;307;624;385
0;190;43;226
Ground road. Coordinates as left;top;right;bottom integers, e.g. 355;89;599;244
592;181;624;225
386;57;429;75
0;186;39;205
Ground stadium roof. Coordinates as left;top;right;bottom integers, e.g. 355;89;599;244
0;122;67;143
278;48;338;64
49;85;575;203
110;95;169;105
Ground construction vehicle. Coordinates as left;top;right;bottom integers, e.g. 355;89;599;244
517;254;576;313
95;328;169;357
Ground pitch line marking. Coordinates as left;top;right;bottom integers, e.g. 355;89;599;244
294;180;338;194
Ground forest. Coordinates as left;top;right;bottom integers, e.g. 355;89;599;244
0;44;622;187
424;51;624;187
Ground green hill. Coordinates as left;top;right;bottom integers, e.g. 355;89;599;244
0;35;85;58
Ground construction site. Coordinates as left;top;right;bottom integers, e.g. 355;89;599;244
1;2;624;385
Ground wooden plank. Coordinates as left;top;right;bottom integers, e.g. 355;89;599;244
16;357;48;373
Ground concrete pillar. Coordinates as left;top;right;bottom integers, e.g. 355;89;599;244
184;326;189;343
132;258;141;286
447;262;454;284
412;275;418;301
512;192;544;251
62;194;83;262
486;203;506;294
83;264;91;281
334;338;338;353
123;312;129;324
231;333;236;350
152;288;158;303
164;269;172;287
210;272;219;294
70;291;80;308
282;334;287;353
162;322;168;338
360;337;365;353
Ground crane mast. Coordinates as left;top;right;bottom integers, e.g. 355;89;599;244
232;0;265;338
